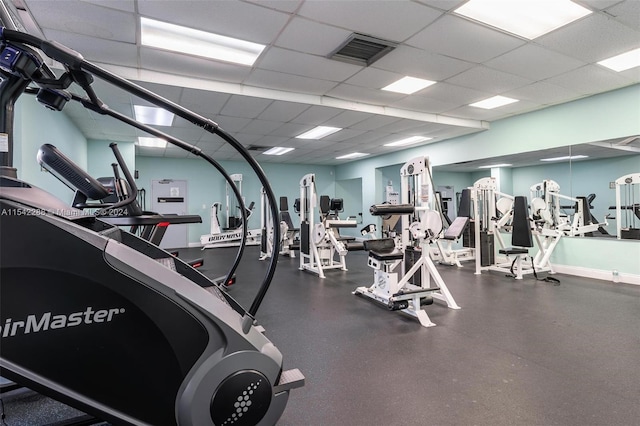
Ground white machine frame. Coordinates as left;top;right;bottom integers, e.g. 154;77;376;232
613;173;640;239
529;179;606;237
200;173;261;249
353;157;460;328
472;177;559;279
259;190;297;260
298;174;359;278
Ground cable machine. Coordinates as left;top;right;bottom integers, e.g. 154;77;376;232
613;173;640;239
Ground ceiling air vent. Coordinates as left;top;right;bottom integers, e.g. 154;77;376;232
247;145;269;152
328;33;397;66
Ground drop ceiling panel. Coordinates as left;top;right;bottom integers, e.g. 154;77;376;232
140;48;252;83
290;106;343;126
81;0;135;13
219;96;273;119
41;29;138;68
351;115;401;131
372;46;475;81
324;83;405;106
446;66;533;94
485;44;586;81
241;119;285;135
257;101;310;122
268;122;312;138
258;47;361;82
544;65;636;95
536;13;640;63
274;17;352;56
504;82;582;106
179;89;231;115
607;1;640;31
406;14;526;63
297;1;443;41
344;67;405;90
423;82;491;105
28;0;135;42
390;95;460;114
244;69;338;95
137;0;290;43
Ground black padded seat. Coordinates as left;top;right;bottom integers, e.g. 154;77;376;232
499;247;529;255
363;238;403;260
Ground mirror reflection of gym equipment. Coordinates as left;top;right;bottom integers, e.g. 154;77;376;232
611;173;640;240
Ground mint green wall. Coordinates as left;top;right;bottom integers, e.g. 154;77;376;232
135;156;335;244
14;97;88;204
335;178;363;237
87;139;136;180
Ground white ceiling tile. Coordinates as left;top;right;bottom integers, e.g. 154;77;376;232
536;13;640;63
545;65;636;95
351;115;401;131
423;82;492;105
372;46;475;81
241;119;285;135
268;123;313;138
578;0;627;11
344;68;404;89
275;17;353;56
390;95;460;114
39;29;138;68
136;81;184;104
214;116;252;133
257;101;310;122
607;0;640;31
139;48;252;83
297;1;443;41
290;106;343;126
244;0;304;14
245;69;338;95
445;66;533;94
406;15;526;63
30;0;136;42
321;128;368;142
503;82;582;106
137;0;290;43
219;96;273;119
328;111;372;128
375;118;439;135
325;83;406;106
257;47;361;82
80;0;136;13
414;0;468;12
485;44;586;80
179;89;231;115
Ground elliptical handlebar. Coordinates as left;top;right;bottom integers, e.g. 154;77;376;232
1;27;280;319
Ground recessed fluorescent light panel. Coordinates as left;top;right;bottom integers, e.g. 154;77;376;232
478;163;512;169
454;0;592;40
140;17;266;66
540;155;588;162
137;137;167;148
598;48;640;72
296;126;342;140
336;152;369;160
382;76;436;94
134;105;174;126
263;147;294;156
384;136;432;147
470;95;518;109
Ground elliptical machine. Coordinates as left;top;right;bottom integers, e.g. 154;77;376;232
0;27;303;426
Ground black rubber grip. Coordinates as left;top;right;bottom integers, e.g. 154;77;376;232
369;203;415;216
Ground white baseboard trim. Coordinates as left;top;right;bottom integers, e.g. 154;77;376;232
552;264;640;286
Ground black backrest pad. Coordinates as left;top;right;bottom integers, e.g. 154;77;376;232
512;195;533;248
458;188;471;218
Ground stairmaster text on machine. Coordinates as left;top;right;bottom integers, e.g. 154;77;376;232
1;307;126;338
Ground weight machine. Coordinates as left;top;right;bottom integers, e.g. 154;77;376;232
472;178;559;280
611;173;640;240
431;188;475;267
353;157;460;328
200;173;262;248
298;174;362;278
259;193;298;260
529;179;607;237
